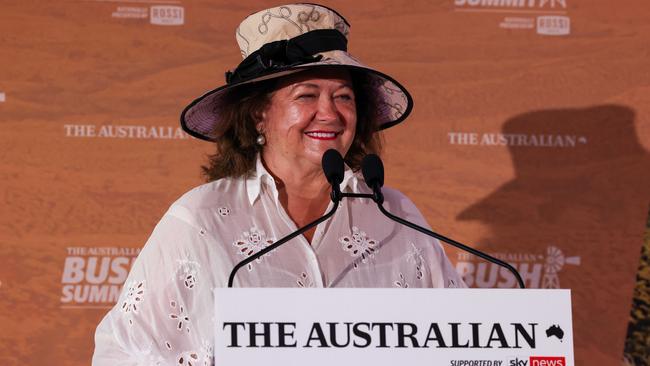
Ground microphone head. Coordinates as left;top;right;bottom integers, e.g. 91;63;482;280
361;154;384;189
322;149;344;185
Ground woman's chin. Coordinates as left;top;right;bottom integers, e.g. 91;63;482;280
296;148;339;168
305;139;346;153
309;145;345;159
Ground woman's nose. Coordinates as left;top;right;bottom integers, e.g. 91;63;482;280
316;95;339;121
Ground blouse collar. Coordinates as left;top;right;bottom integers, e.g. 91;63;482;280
245;154;358;205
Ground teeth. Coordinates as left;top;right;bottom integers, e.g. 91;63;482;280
306;132;337;138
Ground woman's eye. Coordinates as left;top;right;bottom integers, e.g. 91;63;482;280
297;94;317;99
336;94;354;101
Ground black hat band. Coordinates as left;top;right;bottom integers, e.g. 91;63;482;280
225;29;348;84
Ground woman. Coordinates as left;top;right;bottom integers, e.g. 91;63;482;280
93;4;464;365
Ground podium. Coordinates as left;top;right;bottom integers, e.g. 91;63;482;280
214;288;574;366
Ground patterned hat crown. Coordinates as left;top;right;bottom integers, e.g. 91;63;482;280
235;4;350;59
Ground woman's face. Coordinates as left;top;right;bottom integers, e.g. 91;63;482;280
260;68;357;172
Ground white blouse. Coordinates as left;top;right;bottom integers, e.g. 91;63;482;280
92;157;465;366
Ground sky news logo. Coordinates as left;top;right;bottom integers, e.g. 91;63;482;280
60;246;140;308
530;357;565;366
509;356;565;366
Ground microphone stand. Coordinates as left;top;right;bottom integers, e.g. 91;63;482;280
228;184;526;288
369;186;526;289
228;199;339;288
227;191;378;288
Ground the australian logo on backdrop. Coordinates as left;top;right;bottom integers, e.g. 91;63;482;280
447;132;586;148
60;246;140;308
453;0;570;36
63;124;191;140
456;246;581;288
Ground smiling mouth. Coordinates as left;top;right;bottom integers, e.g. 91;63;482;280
304;131;339;140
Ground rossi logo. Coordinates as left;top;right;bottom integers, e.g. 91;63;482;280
537;16;570;35
60;247;139;307
530;356;565;366
456;246;580;288
150;6;184;26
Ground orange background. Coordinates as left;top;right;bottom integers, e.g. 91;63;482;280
1;1;649;365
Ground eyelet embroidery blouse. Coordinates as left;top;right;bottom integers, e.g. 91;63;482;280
92;156;465;366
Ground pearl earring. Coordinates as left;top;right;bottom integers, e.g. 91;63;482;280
256;134;266;146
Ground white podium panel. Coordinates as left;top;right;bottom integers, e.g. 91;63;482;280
214;288;574;366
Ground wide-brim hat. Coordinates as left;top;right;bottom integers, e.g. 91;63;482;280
180;3;414;141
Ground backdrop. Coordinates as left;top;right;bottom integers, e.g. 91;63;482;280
1;0;649;365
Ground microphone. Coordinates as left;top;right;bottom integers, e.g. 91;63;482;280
228;149;344;287
322;149;344;203
360;154;526;289
360;153;384;204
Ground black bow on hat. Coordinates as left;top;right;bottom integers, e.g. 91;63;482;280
225;29;348;84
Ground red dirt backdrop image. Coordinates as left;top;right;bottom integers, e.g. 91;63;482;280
1;1;649;365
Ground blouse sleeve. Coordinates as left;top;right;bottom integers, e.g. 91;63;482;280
92;207;223;366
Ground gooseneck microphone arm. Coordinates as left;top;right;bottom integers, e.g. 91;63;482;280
228;149;346;288
226;192;374;287
361;154;526;289
374;203;525;288
227;200;339;287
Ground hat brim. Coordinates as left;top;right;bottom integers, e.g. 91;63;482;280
180;50;413;141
